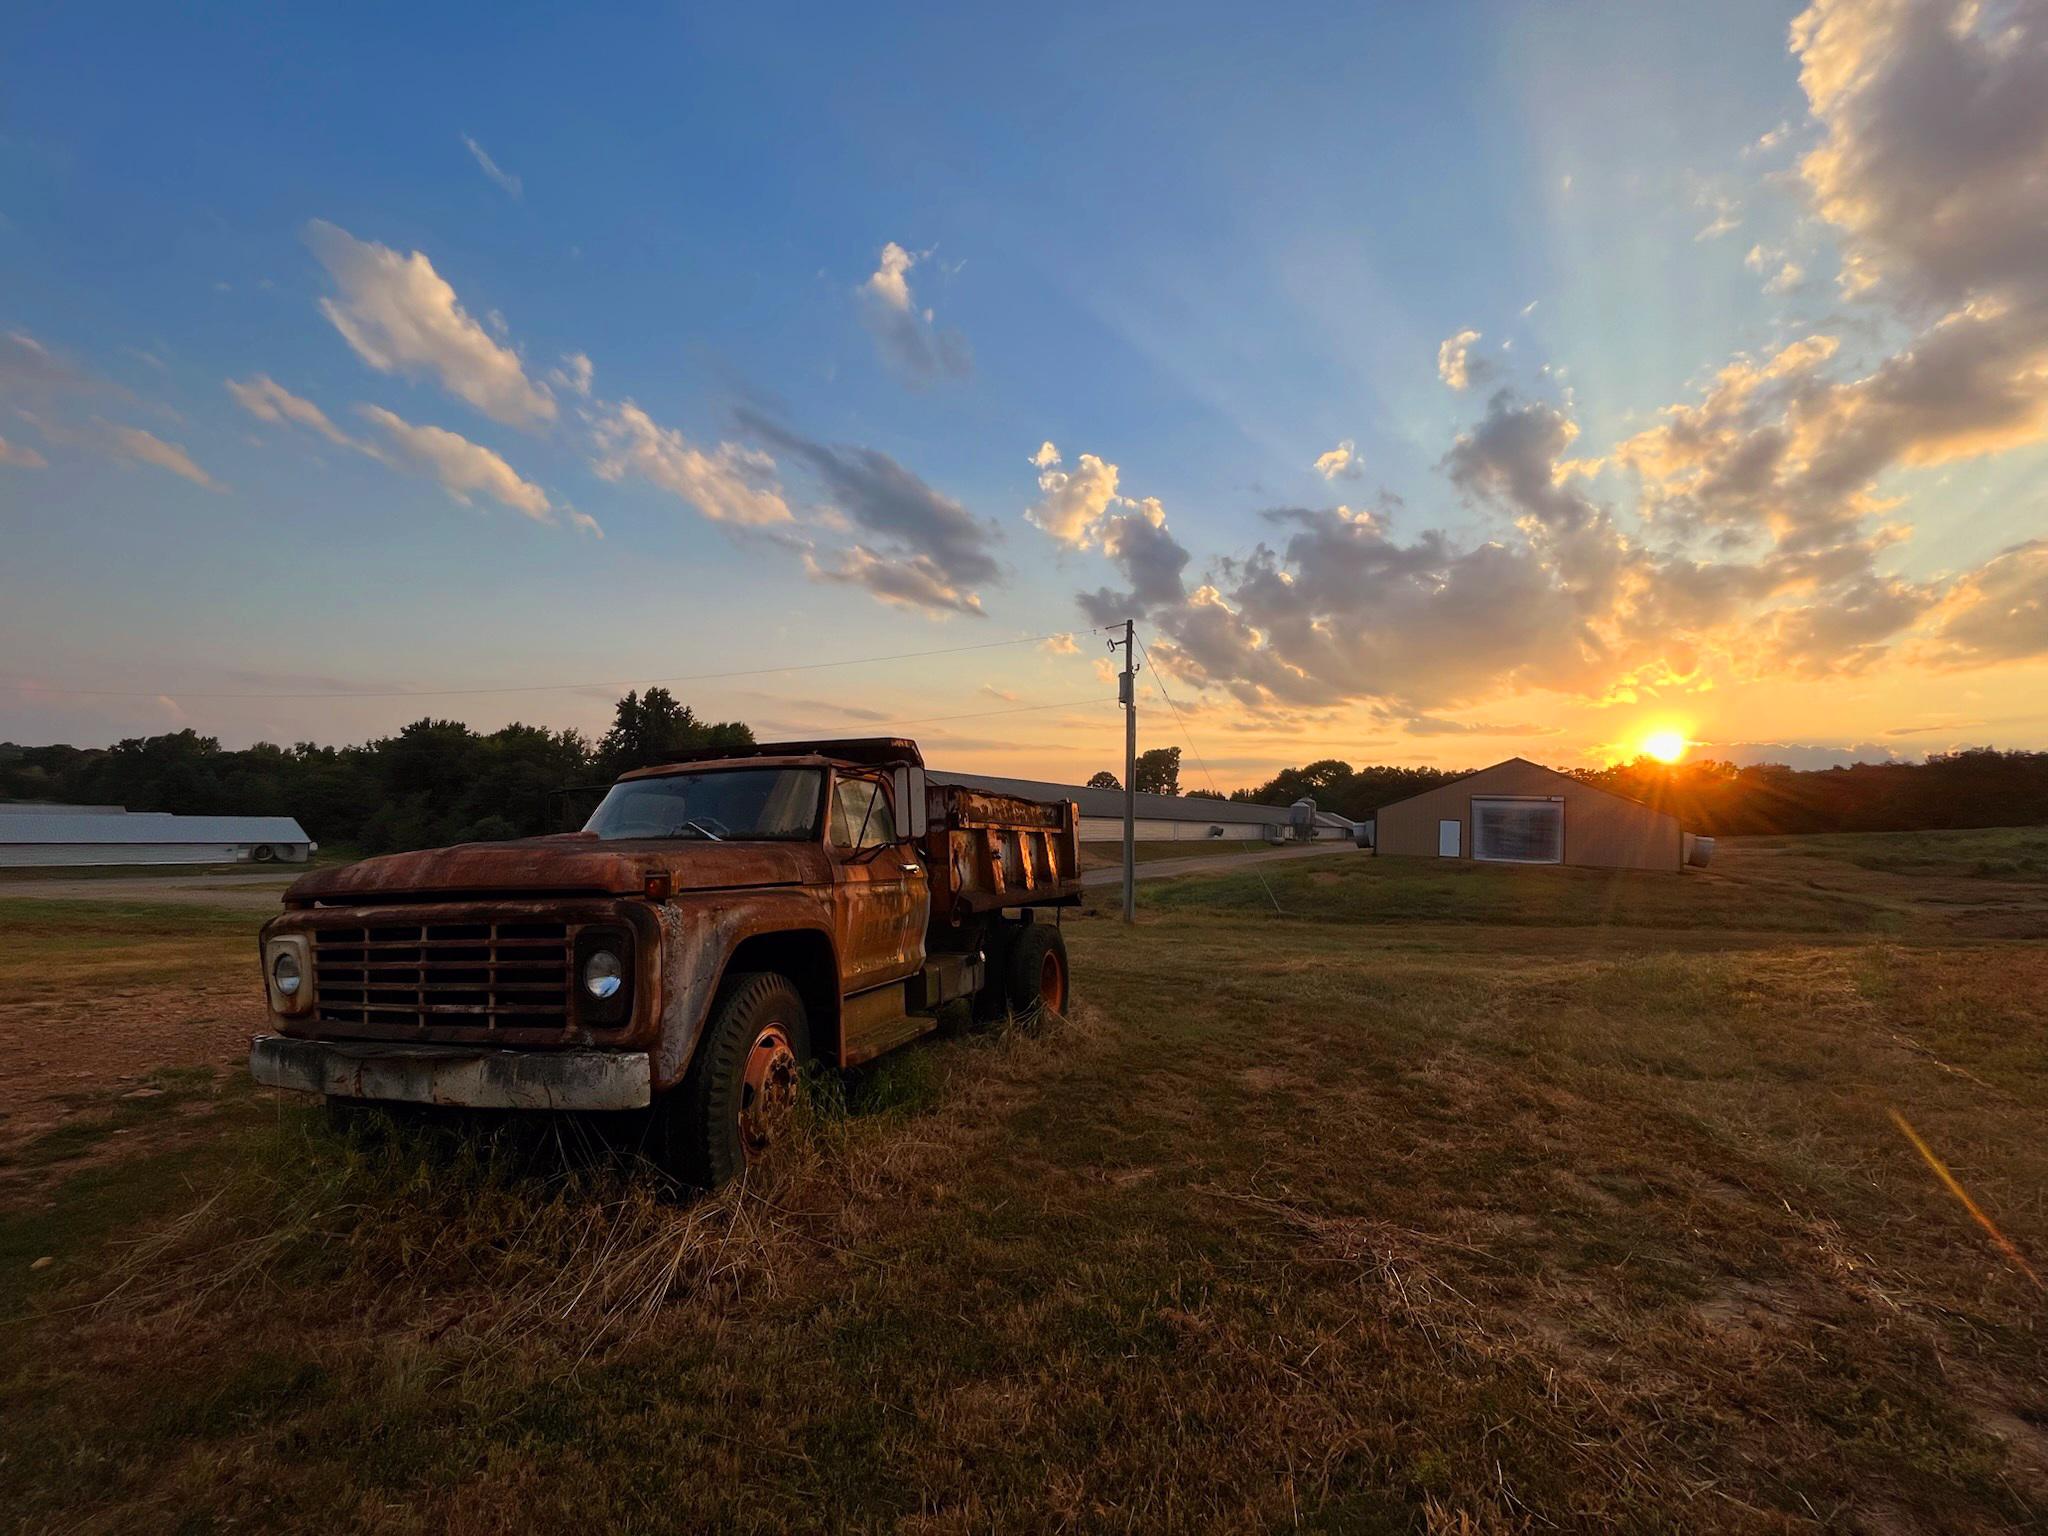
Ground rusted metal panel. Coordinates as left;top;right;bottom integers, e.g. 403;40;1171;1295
838;981;936;1066
645;890;838;1089
250;1033;652;1110
285;839;815;908
921;785;1080;919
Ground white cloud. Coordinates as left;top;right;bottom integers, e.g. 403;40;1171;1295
1693;183;1743;241
461;135;523;200
1926;540;2048;666
0;435;46;469
357;405;551;521
305;220;556;429
863;242;916;313
0;330;86;394
226;374;355;447
1312;439;1363;481
802;545;985;617
738;410;1001;593
1024;442;1124;547
591;400;791;526
858;242;971;384
1021;441;1191;626
1794;0;2048;310
105;423;224;491
1437;329;1483;390
550;352;594;398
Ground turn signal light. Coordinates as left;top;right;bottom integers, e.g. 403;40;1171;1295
643;871;672;901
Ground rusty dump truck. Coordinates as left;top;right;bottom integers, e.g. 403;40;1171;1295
250;739;1080;1183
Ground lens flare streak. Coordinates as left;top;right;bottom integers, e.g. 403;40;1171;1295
1887;1107;2042;1291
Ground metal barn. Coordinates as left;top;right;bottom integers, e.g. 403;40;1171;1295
929;771;1351;843
1370;758;1686;872
0;807;316;868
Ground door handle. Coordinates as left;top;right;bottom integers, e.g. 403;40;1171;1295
899;863;920;874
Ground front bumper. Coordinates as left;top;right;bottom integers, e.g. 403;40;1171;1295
250;1034;652;1111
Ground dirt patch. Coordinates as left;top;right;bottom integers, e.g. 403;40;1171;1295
0;982;265;1160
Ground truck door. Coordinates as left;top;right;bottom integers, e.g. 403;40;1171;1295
828;772;930;993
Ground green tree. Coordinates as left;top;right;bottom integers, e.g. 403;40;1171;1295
1085;771;1121;790
1133;746;1181;796
593;688;754;781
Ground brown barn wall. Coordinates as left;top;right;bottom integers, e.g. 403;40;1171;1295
1375;759;1682;871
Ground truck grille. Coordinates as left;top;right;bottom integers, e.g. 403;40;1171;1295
312;920;572;1031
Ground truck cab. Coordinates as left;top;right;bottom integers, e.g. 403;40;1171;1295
249;739;1079;1184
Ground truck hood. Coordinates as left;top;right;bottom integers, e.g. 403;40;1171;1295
287;836;821;904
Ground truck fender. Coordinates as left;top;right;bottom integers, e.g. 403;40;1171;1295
651;903;839;1090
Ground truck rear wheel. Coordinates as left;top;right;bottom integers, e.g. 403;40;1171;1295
660;971;810;1188
1003;922;1070;1017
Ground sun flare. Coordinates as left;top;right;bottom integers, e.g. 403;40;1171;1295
1641;729;1688;764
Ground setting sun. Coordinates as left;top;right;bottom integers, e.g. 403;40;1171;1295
1641;730;1688;764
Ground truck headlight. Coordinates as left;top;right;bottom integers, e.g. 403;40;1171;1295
571;929;633;1027
262;933;312;1016
583;949;623;999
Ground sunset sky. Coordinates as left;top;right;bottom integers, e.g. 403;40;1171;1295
4;0;2046;786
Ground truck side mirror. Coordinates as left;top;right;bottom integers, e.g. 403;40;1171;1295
894;764;928;839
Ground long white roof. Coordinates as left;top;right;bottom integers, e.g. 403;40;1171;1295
929;769;1289;826
0;812;311;844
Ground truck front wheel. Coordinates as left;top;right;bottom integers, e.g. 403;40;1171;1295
660;971;811;1188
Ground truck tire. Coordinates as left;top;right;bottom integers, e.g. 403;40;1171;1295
660;971;810;1188
1003;922;1070;1018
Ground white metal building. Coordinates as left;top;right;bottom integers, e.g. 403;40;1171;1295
929;770;1351;843
0;806;316;867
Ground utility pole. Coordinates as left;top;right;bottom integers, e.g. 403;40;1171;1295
1113;618;1138;924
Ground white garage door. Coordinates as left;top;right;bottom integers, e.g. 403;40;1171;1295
1471;797;1564;864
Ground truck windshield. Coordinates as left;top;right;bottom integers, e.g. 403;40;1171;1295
581;768;824;842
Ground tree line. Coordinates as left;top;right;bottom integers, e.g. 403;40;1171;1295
0;689;751;855
1089;749;2048;843
1569;750;2048;837
1119;748;2048;838
8;698;2045;856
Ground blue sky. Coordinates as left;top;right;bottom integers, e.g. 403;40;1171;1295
6;0;2048;781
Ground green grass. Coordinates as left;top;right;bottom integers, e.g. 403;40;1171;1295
1751;825;2048;882
0;895;263;936
3;1067;224;1170
1142;845;1891;931
1076;837;1290;871
2;831;2046;1531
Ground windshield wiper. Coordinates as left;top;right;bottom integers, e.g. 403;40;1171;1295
667;820;724;841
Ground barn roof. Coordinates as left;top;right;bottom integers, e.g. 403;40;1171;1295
1369;757;1669;818
0;812;311;845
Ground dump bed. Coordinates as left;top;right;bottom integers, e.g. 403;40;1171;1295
922;779;1082;920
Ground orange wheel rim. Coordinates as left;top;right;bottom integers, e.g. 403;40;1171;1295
1038;950;1067;1013
738;1024;800;1156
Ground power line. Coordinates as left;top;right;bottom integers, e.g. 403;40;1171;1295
801;697;1112;731
2;626;1115;702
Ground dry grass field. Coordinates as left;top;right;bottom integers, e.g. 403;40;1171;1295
3;833;2046;1533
